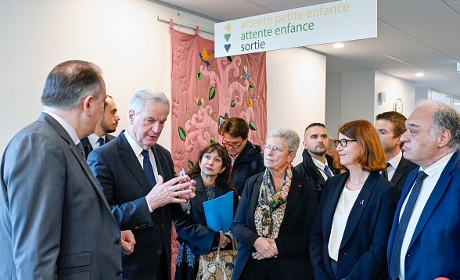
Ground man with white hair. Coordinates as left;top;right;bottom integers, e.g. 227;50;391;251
388;100;460;279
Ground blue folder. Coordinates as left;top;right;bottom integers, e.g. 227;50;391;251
203;191;234;232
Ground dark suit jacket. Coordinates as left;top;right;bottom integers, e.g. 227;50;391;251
387;151;460;279
310;171;398;280
81;133;116;159
87;130;186;280
231;169;318;280
295;149;340;201
0;113;122;279
174;176;239;255
390;156;418;196
231;141;264;194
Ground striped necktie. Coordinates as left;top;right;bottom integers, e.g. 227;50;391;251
324;165;333;178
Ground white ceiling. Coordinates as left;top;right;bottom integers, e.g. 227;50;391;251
151;0;460;97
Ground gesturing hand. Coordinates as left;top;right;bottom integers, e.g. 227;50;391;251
146;175;196;211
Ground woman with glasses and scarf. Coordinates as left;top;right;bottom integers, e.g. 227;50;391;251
231;128;318;280
310;119;398;279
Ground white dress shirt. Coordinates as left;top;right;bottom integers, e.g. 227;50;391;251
87;133;105;150
328;186;361;261
124;130;160;213
43;111;80;145
312;157;330;181
387;151;403;181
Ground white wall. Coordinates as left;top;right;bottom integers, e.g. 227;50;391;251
267;48;326;166
374;71;415;118
1;0;327;163
340;71;375;123
0;0;215;153
326;71;416;136
415;86;432;102
0;0;9;152
325;73;341;136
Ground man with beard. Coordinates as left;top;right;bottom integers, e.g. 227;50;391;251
375;111;418;196
81;95;121;158
295;123;339;200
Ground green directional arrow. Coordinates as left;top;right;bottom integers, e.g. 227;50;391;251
224;34;231;42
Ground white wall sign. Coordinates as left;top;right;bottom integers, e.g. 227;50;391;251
214;0;376;57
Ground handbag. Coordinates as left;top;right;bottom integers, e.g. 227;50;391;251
196;234;237;280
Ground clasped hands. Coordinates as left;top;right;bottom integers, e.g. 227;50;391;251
252;237;278;260
146;174;196;211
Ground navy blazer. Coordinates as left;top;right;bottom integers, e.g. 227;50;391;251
87;130;185;280
81;133;116;159
310;171;398;280
390;156;418;197
231;168;318;280
387;151;460;279
174;176;239;255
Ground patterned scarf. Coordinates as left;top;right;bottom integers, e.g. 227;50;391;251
255;166;293;238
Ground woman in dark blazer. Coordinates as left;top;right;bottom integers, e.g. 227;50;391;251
174;143;238;280
231;128;318;280
310;120;398;279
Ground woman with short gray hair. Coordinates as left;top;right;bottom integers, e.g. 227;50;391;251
231;127;317;280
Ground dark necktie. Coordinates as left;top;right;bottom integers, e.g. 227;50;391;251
97;137;105;147
382;162;390;179
76;142;85;159
324;165;333;178
389;171;428;279
141;149;156;188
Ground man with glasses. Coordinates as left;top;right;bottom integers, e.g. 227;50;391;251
295;123;339;201
219;117;264;195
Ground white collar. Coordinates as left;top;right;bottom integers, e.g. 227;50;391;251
43;110;80;145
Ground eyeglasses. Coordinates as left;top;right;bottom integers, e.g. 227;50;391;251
221;139;244;149
264;144;285;153
334;139;358;148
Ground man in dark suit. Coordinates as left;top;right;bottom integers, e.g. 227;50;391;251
387;100;460;279
0;60;135;279
295;123;339;200
375;111;418;196
81;94;120;158
87;89;196;280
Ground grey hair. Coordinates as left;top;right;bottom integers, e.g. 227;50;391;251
416;99;460;149
41;60;103;110
128;89;170;115
266;127;300;153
